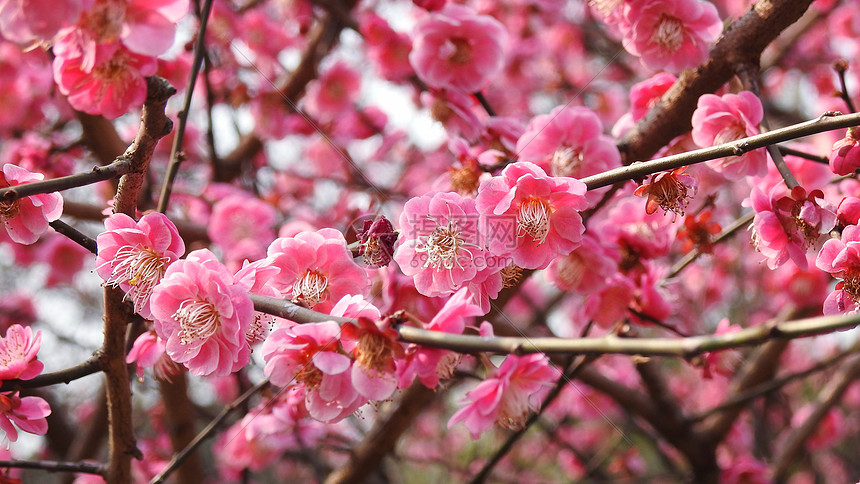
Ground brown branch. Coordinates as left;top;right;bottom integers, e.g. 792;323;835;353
75;112;127;167
157;374;203;484
103;76;176;484
0;159;132;202
323;383;437;484
0;355;102;392
619;0;816;164
0;459;104;476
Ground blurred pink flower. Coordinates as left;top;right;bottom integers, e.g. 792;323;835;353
409;4;507;93
629;72;676;121
421;89;483;141
546;233;619;295
476;161;587;270
448;353;557;439
96;212;185;320
393;191;485;297
39;233;90;287
304;61;361;120
0;391;50;442
207;194;276;267
691;91;767;179
828;128;860;176
0;324;42;381
126;330;181;382
52;38;157;119
150;249;253;377
265;228;368;313
0;163;63;245
621;0;722;72
0;0;83;43
360;12;413;82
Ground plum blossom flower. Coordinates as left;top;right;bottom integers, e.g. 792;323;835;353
356;215;398;268
621;0;722;72
476;162;588;270
261;320;362;422
409;4;507;93
52;37;158;119
96;212;185;320
676;209;722;254
629;72;677;121
515;106;621;183
150;249;254;377
207;194;276;267
394;191;485;297
749;185;836;270
125;330;181;382
633;166;697;218
265;229;368;313
691;91;767;179
816;224;860;315
0;163;63;245
828;127;860;176
396;288;483;389
0;324;42;381
448;353;557;439
546;233;619;295
0;0;84;44
304;61;361;120
0;391;50;442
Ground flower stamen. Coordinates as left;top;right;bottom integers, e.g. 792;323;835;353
517;198;551;244
293;270;329;308
174;299;221;346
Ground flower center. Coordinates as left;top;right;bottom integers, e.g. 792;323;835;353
500;264;523;288
551;146;585;177
713;121;747;146
436;352;462;381
517;198;551;244
554;254;586;288
297;362;324;390
415;216;477;271
93;50;132;83
356;331;391;372
109;245;169;310
652;15;684;53
447;38;472;65
80;0;127;43
449;164;482;196
174;300;221;345
0;199;19;222
293;270;329;308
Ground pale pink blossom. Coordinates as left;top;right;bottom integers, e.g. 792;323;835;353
421;89;483;141
150;249;254;377
207;194;276;267
621;0;722;72
393;191;485;297
304;61;361;120
476;162;587;270
359;12;414;82
126;330;181;382
448;353;557;439
96;212;185;320
546;233;619;295
261;320;363;422
0;391;50;442
409;4;507;93
396;288;483;389
0;324;41;381
515;106;621;183
265;228;368;313
0;163;63;245
691;91;768;179
39;232;90;287
828;127;860;176
52;38;158;119
0;0;83;44
749;185;836;270
816;224;860;315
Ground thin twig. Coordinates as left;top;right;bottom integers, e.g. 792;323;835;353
49;220;98;254
584;111;860;190
148;379;269;484
0;159;132;202
834;60;856;114
0;459;104;476
474;91;496;117
0;355;102;392
157;0;214;213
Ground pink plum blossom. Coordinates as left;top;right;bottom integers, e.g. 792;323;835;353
409;4;507;93
816;224;860;315
150;249;254;377
0;324;42;381
448;353;557;439
396;287;483;389
207;194;276;267
0;163;63;245
96;212;185;320
359;12;413;82
828;127;860;176
265;228;368;313
261;320;362;422
126;330;181;382
621;0;723;72
476;161;588;270
629;72;677;121
52;38;158;119
0;391;50;442
39;232;90;287
0;0;84;44
515;106;621;183
304;61;361;120
749;185;836;270
421;89;483;141
546;233;619;295
691;91;768;179
393;191;485;297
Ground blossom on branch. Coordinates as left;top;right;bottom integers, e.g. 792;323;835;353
816;224;860;315
691;91;767;179
828;127;860;176
0;163;63;245
0;324;42;381
0;391;50;443
150;249;254;377
96;212;185;320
